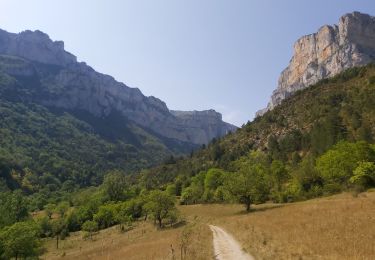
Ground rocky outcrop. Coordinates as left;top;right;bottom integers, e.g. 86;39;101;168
171;110;237;144
0;29;76;66
0;28;236;145
257;11;375;116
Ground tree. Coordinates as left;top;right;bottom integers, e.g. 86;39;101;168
350;162;375;189
268;135;281;160
37;216;53;238
0;221;41;259
56;201;69;218
115;212;133;233
180;184;204;205
93;204;117;229
226;170;268;212
44;203;56;219
118;198;144;220
51;219;67;249
204;168;225;191
226;152;269;212
82;220;98;240
316;141;375;186
270;160;287;192
0;190;29;228
166;184;177;196
102;171;128;201
145;190;177;228
269;160;288;202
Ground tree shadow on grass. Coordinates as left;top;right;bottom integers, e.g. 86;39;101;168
235;203;286;215
158;220;187;230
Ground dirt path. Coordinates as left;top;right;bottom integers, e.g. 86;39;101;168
209;225;254;260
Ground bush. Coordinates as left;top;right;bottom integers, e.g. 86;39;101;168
82;220;98;239
350;162;375;189
93;204;117;229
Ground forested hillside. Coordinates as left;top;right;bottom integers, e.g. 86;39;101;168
0;54;196;194
141;64;375;203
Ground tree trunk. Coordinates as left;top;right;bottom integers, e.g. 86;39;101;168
158;217;162;228
246;202;251;212
56;235;59;249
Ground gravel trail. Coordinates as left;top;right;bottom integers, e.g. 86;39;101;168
209;225;254;260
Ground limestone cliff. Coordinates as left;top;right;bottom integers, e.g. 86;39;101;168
257;11;375;116
0;28;236;145
171;110;236;145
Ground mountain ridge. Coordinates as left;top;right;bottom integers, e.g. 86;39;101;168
0;28;236;145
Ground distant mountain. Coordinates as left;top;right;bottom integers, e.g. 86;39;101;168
0;28;236;145
257;11;375;116
0;28;235;189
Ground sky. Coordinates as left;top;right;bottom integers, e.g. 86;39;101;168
0;1;374;126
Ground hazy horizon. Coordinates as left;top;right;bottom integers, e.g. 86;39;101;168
1;0;374;126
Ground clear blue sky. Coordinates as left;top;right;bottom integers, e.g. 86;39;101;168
1;1;374;126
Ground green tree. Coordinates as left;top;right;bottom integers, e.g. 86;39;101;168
37;216;53;238
0;190;29;228
145;190;177;228
270;160;287;192
291;155;323;198
180;183;204;205
82;220;98;240
56;201;70;218
0;221;41;259
44;203;56;219
226;152;269;211
51;219;67;249
350;161;375;189
316;141;375;186
118;198;144;220
267;135;281;160
166;184;177;196
204;168;225;191
93;204;117;229
102;171;128;201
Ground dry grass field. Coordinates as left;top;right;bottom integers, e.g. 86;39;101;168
41;217;212;260
42;191;375;259
181;191;375;260
42;219;212;260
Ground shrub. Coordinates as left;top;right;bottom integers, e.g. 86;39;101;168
82;220;98;239
93;204;117;229
350;161;375;189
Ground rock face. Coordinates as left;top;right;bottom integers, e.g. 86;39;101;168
0;29;77;66
0;28;236;145
257;12;375;116
171;110;236;144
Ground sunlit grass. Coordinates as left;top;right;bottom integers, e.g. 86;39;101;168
43;192;375;259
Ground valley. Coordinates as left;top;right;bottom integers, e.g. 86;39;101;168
0;7;374;260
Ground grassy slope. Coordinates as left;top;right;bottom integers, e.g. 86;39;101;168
41;217;212;260
42;191;375;259
182;191;375;259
